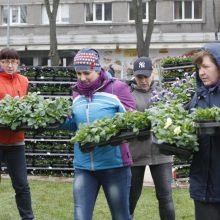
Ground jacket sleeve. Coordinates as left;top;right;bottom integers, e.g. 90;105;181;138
60;114;77;131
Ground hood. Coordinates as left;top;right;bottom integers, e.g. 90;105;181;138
195;43;220;94
130;80;160;93
130;83;149;93
202;43;220;68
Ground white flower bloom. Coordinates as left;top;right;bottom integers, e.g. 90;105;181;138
164;117;172;129
174;126;181;135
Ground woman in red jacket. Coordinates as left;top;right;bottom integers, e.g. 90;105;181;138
0;48;34;220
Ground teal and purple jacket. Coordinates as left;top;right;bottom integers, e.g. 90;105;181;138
63;71;136;171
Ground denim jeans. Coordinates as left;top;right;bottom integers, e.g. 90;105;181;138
129;163;175;220
194;200;220;220
74;167;132;220
0;145;34;220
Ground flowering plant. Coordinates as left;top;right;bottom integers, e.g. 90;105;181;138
147;103;198;151
161;56;193;67
151;72;196;105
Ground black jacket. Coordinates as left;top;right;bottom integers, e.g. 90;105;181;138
188;43;220;202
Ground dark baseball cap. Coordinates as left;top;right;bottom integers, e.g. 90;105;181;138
133;57;153;77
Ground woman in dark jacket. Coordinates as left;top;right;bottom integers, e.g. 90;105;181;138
188;43;220;220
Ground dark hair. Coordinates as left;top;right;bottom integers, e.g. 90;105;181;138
0;47;20;60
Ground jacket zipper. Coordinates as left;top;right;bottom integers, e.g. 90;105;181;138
86;100;94;171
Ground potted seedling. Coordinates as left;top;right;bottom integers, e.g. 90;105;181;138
192;107;220;135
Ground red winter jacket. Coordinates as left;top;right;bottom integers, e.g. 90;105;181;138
0;72;28;144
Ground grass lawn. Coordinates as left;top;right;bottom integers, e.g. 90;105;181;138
0;178;194;220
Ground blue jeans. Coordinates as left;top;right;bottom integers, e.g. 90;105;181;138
0;145;34;220
74;167;132;220
129;163;175;220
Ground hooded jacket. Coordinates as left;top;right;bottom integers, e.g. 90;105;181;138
129;82;173;166
188;43;220;202
0;72;28;145
63;71;136;171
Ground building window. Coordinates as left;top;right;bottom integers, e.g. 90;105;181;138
2;5;27;25
174;0;202;20
42;4;69;24
85;3;112;22
129;1;156;22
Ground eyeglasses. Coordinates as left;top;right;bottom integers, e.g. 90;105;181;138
0;59;19;65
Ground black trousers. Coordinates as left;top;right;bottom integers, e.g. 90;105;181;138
129;163;175;220
194;200;220;220
0;145;34;220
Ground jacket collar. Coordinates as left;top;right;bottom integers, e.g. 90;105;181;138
196;81;220;98
0;71;18;79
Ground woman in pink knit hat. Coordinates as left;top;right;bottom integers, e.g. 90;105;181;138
62;48;136;220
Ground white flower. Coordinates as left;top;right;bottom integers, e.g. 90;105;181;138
164;117;172;129
174;126;181;135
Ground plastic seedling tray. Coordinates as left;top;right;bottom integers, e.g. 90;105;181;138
53;76;72;81
194;121;220;135
0;123;61;131
151;135;192;160
80;129;151;153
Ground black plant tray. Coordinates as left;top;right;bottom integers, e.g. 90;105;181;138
27;76;36;81
36;76;54;81
0;123;61;131
53;91;71;95
31;149;52;153
177;62;193;66
162;77;178;82
194;121;220;135
80;129;151;153
152;135;192;160
51;149;70;153
161;64;177;68
52;164;70;168
39;91;53;95
53;76;72;81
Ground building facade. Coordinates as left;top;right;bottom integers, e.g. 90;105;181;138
0;0;219;78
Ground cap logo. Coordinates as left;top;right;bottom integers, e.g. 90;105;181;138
139;61;145;69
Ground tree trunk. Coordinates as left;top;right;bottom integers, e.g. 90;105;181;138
45;0;60;66
213;0;220;40
133;0;145;57
133;0;156;57
144;0;156;56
